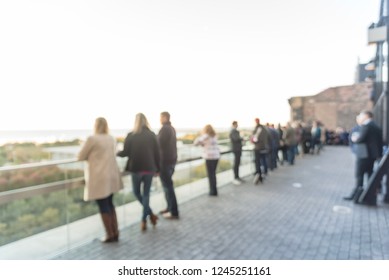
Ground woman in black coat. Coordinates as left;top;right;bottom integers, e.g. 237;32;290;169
117;113;160;231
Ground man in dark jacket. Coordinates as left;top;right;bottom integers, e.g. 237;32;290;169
229;121;244;185
158;112;179;219
344;110;383;205
251;118;270;184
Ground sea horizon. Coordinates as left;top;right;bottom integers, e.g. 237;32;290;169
0;127;234;145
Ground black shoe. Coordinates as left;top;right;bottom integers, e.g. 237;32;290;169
356;200;377;206
343;196;353;201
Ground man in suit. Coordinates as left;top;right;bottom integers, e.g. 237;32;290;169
343;110;383;205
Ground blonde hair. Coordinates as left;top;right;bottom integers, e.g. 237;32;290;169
133;113;151;134
203;124;216;137
94;117;109;134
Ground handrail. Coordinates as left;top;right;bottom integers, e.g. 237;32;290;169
0;147;250;173
0;139;235;172
0;146;254;205
0;159;79;172
0;177;85;205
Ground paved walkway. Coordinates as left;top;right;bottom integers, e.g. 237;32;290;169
54;146;389;260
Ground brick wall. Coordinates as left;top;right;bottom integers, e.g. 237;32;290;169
289;83;372;131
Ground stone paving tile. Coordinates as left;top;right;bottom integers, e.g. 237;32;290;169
53;146;389;260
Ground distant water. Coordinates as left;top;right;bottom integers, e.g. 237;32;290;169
0;129;210;166
0;129;119;145
0;129;196;145
0;129;235;167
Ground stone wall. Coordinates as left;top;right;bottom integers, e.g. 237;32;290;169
289;83;372;131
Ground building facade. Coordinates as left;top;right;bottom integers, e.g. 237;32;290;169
288;83;372;131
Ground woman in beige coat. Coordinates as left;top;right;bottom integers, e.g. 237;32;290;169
78;117;123;242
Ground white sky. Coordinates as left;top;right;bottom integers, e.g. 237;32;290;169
0;0;381;131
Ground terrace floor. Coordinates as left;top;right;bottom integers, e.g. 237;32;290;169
54;146;389;260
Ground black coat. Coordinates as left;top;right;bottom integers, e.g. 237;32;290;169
117;127;160;173
355;120;383;160
229;128;243;153
158;122;177;165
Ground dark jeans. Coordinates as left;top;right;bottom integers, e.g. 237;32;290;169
233;151;242;179
254;150;263;176
131;173;154;221
279;145;288;164
260;152;268;174
310;138;321;153
270;147;278;170
254;150;268;175
160;163;179;216
206;159;219;195
287;145;296;165
96;194;114;214
356;158;375;188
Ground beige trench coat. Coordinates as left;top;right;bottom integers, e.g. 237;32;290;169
78;134;123;201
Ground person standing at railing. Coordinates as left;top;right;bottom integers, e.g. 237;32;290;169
267;123;280;171
229;121;244;185
78;117;123;243
310;121;322;155
194;124;220;196
283;122;297;165
251;118;270;184
277;123;288;165
158;111;179;219
117;113;160;231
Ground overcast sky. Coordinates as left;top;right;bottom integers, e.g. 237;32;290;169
0;0;380;131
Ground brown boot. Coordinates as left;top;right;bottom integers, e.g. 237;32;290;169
111;208;119;242
149;213;158;227
100;213;115;243
141;220;147;231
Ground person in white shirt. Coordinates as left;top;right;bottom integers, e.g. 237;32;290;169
194;124;220;196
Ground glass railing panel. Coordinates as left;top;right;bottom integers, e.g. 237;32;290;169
116;174;136;231
174;143;201;202
0;190;68;242
0;163;84;192
61;161;95;249
0;166;70;258
64;160;139;248
1;139;243;258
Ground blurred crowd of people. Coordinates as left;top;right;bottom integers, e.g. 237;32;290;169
232;119;327;186
78;110;385;242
